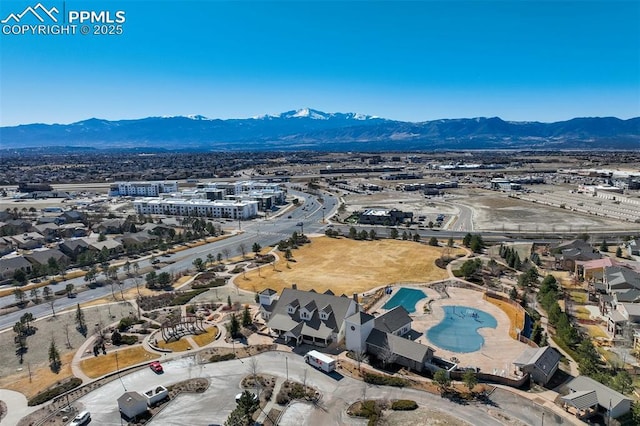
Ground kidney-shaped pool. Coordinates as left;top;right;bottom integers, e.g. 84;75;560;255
426;305;497;353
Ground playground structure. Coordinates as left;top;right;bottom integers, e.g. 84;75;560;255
160;314;207;342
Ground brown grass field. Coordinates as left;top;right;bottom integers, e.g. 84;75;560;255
237;236;462;294
191;326;218;347
0;352;75;399
79;346;158;379
484;296;525;340
156;337;193;352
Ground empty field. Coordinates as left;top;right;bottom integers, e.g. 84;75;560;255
237;236;461;295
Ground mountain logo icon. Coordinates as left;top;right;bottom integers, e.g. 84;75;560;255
1;3;59;24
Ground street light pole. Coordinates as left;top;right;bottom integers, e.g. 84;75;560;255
285;356;289;382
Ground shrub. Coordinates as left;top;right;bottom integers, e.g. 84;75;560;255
172;289;208;305
209;353;235;363
391;400;418;410
28;377;82;406
118;316;136;332
363;372;407;387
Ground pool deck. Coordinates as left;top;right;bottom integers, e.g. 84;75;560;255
413;287;528;378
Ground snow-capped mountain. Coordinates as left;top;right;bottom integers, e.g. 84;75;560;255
1;110;638;151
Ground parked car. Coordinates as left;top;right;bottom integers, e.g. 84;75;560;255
69;410;91;426
235;391;258;403
149;361;163;373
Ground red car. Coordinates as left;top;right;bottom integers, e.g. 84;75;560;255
149;361;163;373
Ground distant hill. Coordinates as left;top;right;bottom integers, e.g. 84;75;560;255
1;109;638;151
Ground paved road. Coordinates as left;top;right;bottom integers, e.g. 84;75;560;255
0;189;337;331
73;352;574;426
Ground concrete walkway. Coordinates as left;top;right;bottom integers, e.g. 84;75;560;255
256;376;286;424
0;389;38;426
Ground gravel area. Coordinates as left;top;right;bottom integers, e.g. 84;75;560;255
378;407;472;425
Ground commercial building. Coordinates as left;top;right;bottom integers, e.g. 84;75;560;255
133;198;258;220
114;181;178;197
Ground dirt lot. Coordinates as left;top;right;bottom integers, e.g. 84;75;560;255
236;236;461;294
453;187;639;232
378;406;471;425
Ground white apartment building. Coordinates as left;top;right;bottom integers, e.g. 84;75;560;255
116;181;179;197
133;198;258;220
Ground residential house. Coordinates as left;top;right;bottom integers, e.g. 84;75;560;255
575;257;620;283
9;232;45;250
34;223;59;242
60;210;85;223
59;239;91;260
626;239;639;257
262;285;358;347
561;376;632;419
92;219;124;235
0;256;32;280
85;238;124;257
117;232;159;251
58;223;88;238
0;237;14;257
513;346;561;385
551;240;601;271
24;248;69;270
345;306;433;373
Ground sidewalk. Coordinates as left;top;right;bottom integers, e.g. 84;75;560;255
0;389;38;426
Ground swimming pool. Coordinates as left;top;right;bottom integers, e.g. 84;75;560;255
382;287;426;314
426;305;497;353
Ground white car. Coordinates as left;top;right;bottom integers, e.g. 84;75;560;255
235;392;258;403
69;410;90;426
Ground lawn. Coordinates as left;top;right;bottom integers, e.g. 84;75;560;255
574;307;591;320
484;295;524;340
79;346;159;378
191;326;219;347
236;236;461;295
585;325;608;339
570;291;588;304
0;352;75;399
156;337;194;352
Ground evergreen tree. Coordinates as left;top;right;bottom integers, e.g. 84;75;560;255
462;233;472;247
48;338;61;372
615;247;623;257
428;236;439;246
228;313;240;337
75;304;87;336
599;239;609;252
242;305;252;327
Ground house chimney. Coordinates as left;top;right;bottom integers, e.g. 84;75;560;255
292;283;297;290
353;293;358;303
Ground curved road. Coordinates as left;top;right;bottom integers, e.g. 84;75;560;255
75;352;571;426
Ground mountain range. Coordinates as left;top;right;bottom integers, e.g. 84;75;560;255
1;108;639;152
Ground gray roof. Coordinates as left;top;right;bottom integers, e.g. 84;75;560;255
118;391;147;406
616;289;640;303
346;311;375;325
513;346;561;377
561;390;599;410
620;303;640;317
605;266;640;290
260;288;277;296
366;329;433;364
24;249;68;266
267;288;355;337
59;239;90;252
0;256;32;276
374;306;412;334
566;376;632;409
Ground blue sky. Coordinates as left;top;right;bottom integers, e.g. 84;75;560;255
1;0;639;125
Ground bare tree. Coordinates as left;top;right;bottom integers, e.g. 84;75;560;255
378;340;397;370
239;243;246;259
117;280;125;302
63;322;72;349
248;357;260;397
222;248;230;260
42;286;56;317
352;349;369;372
